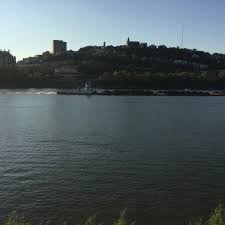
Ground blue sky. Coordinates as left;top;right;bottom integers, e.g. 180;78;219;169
1;0;225;60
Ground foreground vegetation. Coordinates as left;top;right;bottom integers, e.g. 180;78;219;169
5;205;225;225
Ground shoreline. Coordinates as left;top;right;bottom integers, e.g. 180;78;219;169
1;88;225;96
57;89;225;96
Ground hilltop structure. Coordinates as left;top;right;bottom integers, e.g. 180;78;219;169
53;40;67;55
127;37;147;48
0;50;16;66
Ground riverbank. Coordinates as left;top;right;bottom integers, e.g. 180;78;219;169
57;89;225;96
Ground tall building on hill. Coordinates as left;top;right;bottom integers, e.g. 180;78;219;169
127;37;140;48
53;40;67;55
0;50;16;66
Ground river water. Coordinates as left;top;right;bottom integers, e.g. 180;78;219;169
0;90;225;225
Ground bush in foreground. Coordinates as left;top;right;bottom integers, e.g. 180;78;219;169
190;204;225;225
5;205;225;225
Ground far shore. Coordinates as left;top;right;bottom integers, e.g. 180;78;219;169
1;87;225;96
56;88;225;96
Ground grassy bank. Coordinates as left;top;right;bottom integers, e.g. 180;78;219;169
5;205;225;225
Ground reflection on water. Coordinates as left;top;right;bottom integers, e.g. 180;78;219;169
0;91;225;225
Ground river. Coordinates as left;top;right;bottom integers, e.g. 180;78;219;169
0;90;225;225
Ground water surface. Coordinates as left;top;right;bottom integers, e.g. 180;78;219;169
0;90;225;225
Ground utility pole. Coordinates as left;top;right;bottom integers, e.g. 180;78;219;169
181;24;184;48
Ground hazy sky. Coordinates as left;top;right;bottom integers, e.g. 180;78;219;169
1;0;225;60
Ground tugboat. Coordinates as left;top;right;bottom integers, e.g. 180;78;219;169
57;83;96;95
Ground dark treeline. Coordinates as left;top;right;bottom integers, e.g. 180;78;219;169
5;44;225;89
0;67;77;88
